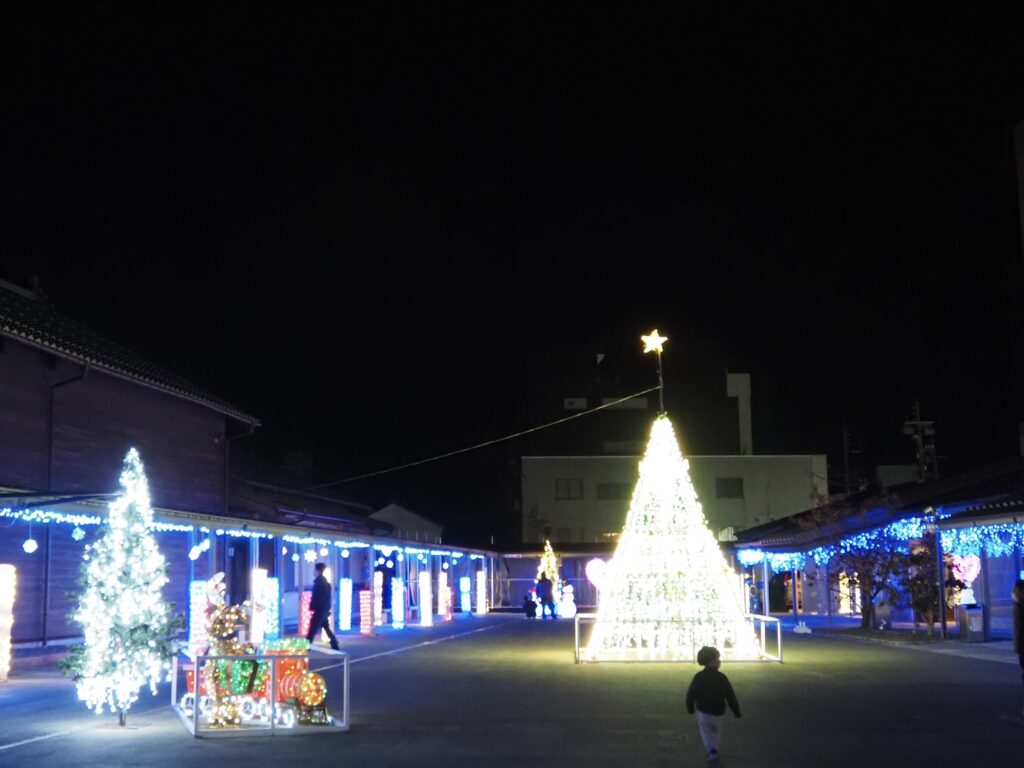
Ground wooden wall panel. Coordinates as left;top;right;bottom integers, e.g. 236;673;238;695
0;340;228;516
0;342;52;490
0;521;47;643
2;521;196;644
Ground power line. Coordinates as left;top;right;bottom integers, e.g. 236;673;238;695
303;385;661;491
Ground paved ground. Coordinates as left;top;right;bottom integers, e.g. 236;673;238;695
2;615;1022;767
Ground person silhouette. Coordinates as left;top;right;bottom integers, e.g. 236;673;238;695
536;571;556;619
306;563;340;650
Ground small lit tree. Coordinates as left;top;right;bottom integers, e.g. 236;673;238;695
61;449;182;725
536;540;560;585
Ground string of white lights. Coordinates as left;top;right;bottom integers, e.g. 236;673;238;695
303;386;661;490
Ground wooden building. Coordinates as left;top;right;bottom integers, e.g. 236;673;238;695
0;278;259;643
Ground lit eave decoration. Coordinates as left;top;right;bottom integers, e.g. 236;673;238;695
734;517;1024;571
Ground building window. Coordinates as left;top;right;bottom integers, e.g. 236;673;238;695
716;477;745;499
597;482;632;500
555;478;584;500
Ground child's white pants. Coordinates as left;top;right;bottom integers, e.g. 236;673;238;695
697;711;723;753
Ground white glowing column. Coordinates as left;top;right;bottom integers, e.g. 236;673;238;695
358;590;373;635
338;578;353;632
391;577;405;629
250;568;267;645
299;590;313;638
188;580;208;660
373;571;384;626
584;415;760;662
0;565;15;682
475;570;487;615
419;571;433;627
459;576;472;613
437;571;450;620
264;577;280;639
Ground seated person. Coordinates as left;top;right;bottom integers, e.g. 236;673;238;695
523;592;538;618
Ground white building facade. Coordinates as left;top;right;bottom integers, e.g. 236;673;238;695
522;453;828;544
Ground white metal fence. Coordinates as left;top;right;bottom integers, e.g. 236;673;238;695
573;612;783;663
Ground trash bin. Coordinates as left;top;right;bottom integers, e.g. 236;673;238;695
872;601;892;630
958;604;985;643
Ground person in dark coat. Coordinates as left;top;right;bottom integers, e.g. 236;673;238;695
306;563;340;650
686;646;741;762
522;592;537;618
536;572;556;619
1013;578;1024;712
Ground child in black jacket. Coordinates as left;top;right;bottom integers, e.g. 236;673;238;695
686;646;741;762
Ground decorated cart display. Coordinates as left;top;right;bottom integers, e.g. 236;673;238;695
173;573;348;736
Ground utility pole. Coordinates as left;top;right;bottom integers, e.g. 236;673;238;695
841;424;852;495
902;399;938;482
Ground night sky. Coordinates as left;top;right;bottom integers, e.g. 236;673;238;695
4;7;1024;545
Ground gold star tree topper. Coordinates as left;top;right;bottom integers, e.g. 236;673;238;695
641;329;668;354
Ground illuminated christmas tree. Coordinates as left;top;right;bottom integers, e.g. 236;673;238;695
61;449;182;724
536;540;560;585
583;413;759;661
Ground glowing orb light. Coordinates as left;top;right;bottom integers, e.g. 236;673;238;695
298;671;327;707
585;558;608;591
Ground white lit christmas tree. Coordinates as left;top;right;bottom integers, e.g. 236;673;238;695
61;449;181;724
583;331;759;661
536;539;560;585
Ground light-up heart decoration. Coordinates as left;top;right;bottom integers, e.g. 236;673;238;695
585;558;608;591
951;554;981;585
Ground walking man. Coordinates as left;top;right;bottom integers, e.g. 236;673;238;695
306;562;341;650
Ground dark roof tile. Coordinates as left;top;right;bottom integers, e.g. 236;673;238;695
0;282;259;425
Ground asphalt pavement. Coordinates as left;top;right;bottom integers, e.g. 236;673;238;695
1;615;1022;767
